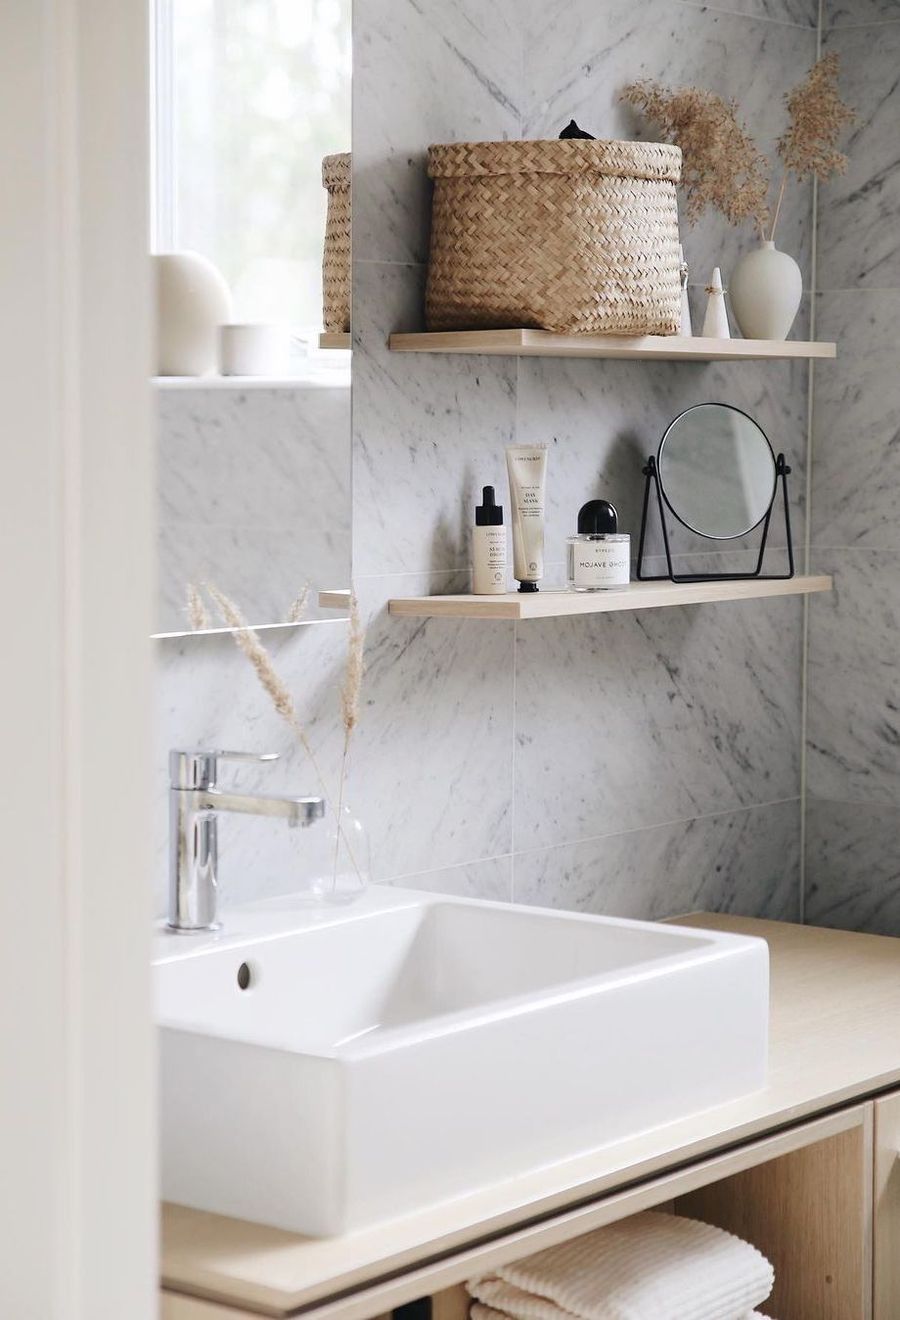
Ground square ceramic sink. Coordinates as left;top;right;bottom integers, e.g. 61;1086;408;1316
156;889;768;1236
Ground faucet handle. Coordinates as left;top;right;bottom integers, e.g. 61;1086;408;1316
169;748;279;790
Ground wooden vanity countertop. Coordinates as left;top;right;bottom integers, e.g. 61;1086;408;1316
161;913;900;1317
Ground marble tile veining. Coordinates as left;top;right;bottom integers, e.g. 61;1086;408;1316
817;21;900;290
805;797;900;936
824;1;900;29
514;593;802;851
386;854;513;901
157;384;351;633
811;290;900;551
352;261;517;579
523;0;816;285
353;0;522;265
513;800;800;922
347;573;515;880
806;549;900;805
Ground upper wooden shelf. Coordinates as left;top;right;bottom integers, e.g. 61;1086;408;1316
388;329;836;362
388;575;832;620
319;332;351;350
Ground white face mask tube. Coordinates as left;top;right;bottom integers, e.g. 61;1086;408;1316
506;444;547;591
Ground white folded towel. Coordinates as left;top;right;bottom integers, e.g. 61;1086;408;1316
467;1212;774;1320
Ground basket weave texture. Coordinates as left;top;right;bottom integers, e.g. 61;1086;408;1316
322;152;351;333
425;139;683;335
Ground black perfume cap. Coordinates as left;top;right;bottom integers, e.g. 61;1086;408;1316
577;499;618;534
476;485;503;526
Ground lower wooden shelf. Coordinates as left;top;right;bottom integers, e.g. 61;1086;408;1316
319;332;351;349
388;575;832;620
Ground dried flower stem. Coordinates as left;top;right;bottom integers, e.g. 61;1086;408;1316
330;594;365;890
205;583;363;884
286;583;310;624
186;583;210;631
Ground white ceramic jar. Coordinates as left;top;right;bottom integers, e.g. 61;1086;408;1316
729;241;802;341
155;251;233;376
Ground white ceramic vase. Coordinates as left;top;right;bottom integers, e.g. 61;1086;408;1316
729;241;802;341
154;251;233;376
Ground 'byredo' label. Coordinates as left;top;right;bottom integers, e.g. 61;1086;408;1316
573;542;630;588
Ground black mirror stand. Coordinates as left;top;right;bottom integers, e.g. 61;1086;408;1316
636;454;795;584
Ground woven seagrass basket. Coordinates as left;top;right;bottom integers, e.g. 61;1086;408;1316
425;139;683;335
322;152;351;333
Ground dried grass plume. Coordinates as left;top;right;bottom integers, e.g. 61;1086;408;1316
769;53;855;238
622;81;771;238
203;581;367;890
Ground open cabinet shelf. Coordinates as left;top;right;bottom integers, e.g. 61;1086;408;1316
388;575;833;620
388;329;836;362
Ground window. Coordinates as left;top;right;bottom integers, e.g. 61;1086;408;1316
151;0;351;336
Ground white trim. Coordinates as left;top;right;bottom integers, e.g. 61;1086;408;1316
0;1;156;1315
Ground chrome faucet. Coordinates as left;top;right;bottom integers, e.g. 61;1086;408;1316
168;749;325;933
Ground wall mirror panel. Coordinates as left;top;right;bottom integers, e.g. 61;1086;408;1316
151;0;351;637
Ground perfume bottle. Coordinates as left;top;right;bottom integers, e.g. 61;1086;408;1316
566;499;630;591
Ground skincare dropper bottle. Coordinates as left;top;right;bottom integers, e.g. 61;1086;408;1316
473;485;507;595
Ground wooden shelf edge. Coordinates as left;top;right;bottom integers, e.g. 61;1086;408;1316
319;332;351;349
317;588;352;610
388;330;836;362
388;575;833;620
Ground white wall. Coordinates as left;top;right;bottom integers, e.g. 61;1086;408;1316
0;1;156;1315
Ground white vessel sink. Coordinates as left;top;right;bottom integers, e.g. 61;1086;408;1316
155;889;768;1236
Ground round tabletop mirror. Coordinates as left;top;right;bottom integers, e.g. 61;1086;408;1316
658;403;777;539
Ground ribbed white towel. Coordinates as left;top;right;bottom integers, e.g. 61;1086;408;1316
471;1311;773;1320
467;1212;774;1320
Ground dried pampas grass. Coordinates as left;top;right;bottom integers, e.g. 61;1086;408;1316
621;81;771;237
186;583;210;631
622;54;854;243
333;594;365;885
286;583;310;624
202;582;367;889
770;53;855;239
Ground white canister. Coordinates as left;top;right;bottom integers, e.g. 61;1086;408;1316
566;500;630;591
154;251;233;376
218;323;293;377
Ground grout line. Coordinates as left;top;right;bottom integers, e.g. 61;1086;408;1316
673;0;820;31
799;0;824;927
511;797;804;859
378;797;805;888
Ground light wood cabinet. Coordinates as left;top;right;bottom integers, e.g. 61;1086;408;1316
160;1093;898;1320
875;1091;900;1320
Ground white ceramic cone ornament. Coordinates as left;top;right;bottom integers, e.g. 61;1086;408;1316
701;267;730;339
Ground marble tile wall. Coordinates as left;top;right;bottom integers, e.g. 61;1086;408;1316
154;0;820;924
156;381;351;634
344;0;816;924
804;5;900;935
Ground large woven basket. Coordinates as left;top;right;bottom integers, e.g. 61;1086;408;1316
425;139;683;335
322;152;351;333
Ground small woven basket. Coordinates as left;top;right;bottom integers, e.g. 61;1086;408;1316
322;152;351;333
425;139;683;335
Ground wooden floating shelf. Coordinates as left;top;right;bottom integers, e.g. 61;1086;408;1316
318;332;351;349
388;576;833;620
389;329;836;362
317;588;352;610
